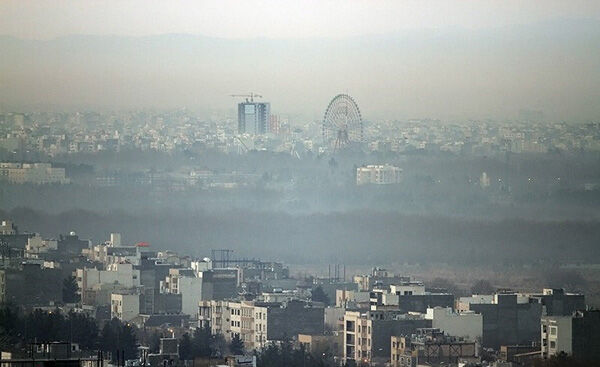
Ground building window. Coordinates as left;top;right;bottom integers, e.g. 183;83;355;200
550;327;557;335
550;341;556;349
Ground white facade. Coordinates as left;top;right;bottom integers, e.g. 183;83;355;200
178;276;204;316
111;292;140;321
426;307;483;341
191;259;212;275
77;263;140;292
541;316;573;358
390;283;426;296
110;233;121;247
164;268;204;316
356;165;402;185
456;295;494;311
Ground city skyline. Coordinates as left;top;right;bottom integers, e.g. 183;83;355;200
1;2;599;366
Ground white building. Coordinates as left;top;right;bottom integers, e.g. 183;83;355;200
111;292;140;321
456;295;495;311
356;165;402;185
163;268;204;316
426;307;483;342
77;263;140;293
390;283;426;296
541;315;573;358
191;258;213;275
109;233;121;247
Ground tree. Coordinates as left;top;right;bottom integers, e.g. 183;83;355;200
0;305;20;351
254;342;334;367
120;322;138;360
62;276;80;303
67;311;98;350
0;307;98;353
148;331;161;353
100;319;118;356
471;279;494;295
210;332;226;358
179;333;193;360
311;286;330;305
100;318;137;361
229;334;244;355
191;326;212;357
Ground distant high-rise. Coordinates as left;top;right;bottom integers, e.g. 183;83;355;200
238;102;270;135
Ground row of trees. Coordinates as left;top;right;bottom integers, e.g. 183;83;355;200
254;342;336;367
0;305;136;361
177;326;243;361
99;318;138;361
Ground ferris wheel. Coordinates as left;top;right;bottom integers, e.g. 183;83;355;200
322;94;363;150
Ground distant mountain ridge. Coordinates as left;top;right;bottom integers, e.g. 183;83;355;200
1;18;599;121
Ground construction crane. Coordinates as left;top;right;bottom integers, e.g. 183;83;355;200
230;92;263;103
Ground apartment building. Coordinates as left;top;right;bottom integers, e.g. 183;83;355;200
199;300;323;350
343;310;430;366
541;310;600;361
391;328;478;367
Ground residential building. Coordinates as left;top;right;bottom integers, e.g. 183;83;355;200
343;310;431;366
356;165;402;185
529;288;585;316
499;345;540;364
391;329;478;367
199;300;324;350
425;307;483;342
111;291;141;321
464;293;542;349
353;268;410;291
370;284;454;313
77;262;140;294
541;310;600;362
298;334;342;359
163;268;204;316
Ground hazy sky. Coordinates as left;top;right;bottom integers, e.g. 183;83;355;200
1;1;600;121
2;0;599;39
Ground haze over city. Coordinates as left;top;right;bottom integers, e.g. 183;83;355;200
1;1;600;120
0;2;599;367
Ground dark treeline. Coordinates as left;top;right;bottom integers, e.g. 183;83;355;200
0;306;136;360
176;326;226;360
254;342;336;367
2;207;599;265
2;148;600;220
